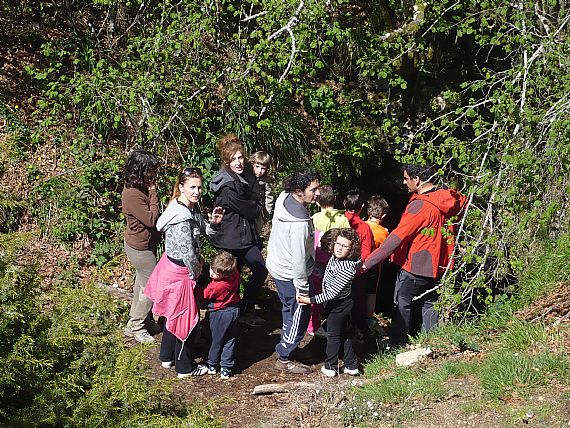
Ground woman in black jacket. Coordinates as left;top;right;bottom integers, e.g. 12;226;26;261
210;134;268;319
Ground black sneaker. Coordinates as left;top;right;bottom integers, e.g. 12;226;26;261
274;359;312;374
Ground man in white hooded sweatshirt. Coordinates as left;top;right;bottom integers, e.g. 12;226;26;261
267;169;321;374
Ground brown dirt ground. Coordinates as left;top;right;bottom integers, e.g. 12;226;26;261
123;282;387;428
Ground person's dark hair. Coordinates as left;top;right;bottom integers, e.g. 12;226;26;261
367;195;389;219
171;166;203;200
316;184;335;207
283;169;321;193
123;149;159;192
403;164;434;182
326;228;361;261
211;251;238;277
217;134;246;169
343;189;366;211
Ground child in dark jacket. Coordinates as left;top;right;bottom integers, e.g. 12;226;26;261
196;251;241;379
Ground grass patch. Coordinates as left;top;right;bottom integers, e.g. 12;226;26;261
500;318;548;350
350;235;570;426
0;233;223;427
478;350;569;400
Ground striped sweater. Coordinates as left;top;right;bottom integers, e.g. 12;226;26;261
310;257;361;305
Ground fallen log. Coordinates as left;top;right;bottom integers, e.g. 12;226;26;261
252;381;320;395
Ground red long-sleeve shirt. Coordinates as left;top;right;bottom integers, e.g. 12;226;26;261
196;271;241;311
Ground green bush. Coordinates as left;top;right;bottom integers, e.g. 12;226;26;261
0;234;220;427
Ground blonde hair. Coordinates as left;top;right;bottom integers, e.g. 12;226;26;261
171;167;202;200
217;134;245;168
249;151;272;169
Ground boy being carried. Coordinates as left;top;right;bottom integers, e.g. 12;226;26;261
249;151;274;239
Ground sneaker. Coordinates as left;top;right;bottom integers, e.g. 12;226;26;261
207;364;217;375
220;368;232;379
274;359;312;374
341;366;359;376
133;330;156;344
177;364;208;378
320;365;338;377
123;319;134;338
161;360;175;369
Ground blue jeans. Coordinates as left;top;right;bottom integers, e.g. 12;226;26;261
274;278;311;359
208;306;239;369
160;326;199;374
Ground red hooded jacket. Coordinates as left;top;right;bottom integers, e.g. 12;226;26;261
365;188;466;279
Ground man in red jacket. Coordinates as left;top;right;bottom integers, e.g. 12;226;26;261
362;164;467;347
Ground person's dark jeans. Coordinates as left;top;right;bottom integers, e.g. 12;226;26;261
224;245;268;313
208;306;239;369
350;275;369;335
389;269;438;347
323;298;358;370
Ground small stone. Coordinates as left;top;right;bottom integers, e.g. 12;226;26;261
395;347;433;367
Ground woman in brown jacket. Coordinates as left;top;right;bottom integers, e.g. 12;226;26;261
122;149;161;343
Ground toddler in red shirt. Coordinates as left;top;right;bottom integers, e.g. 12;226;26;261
196;251;240;379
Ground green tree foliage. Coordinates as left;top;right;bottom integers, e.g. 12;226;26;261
4;0;570;312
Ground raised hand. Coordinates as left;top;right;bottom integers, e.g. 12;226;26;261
209;206;225;225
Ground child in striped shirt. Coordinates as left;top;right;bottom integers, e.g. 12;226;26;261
297;228;361;377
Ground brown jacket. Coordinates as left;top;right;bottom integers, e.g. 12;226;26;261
122;186;160;251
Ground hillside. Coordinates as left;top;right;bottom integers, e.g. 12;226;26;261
1;1;569;427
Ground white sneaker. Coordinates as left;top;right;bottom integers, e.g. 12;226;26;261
133;331;156;344
124;319;134;338
161;360;174;369
341;366;359;376
177;364;208;378
320;365;338;377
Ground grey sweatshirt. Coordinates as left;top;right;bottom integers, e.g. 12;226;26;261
157;200;218;278
266;192;315;294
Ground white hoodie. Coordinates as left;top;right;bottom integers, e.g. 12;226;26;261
266;192;315;294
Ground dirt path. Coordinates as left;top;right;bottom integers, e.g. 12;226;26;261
133;288;384;428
